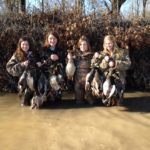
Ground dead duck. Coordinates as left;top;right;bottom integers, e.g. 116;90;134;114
66;53;76;80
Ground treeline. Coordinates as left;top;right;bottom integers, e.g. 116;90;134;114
2;0;150;19
0;11;150;92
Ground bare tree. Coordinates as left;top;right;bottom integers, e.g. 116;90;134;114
75;0;85;15
61;0;66;12
136;0;140;16
20;0;26;13
143;0;148;17
4;0;26;13
41;0;44;13
103;0;126;17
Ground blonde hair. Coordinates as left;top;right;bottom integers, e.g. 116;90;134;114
103;35;118;52
103;35;123;59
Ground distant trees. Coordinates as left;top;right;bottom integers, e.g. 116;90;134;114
4;0;26;13
103;0;126;17
130;0;149;18
2;0;150;19
75;0;85;14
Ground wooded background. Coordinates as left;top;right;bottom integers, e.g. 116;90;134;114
0;0;150;92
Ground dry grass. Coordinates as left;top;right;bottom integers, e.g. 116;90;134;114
0;11;150;91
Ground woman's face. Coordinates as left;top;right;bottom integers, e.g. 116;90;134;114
104;39;114;51
21;41;29;53
48;34;58;48
79;41;88;52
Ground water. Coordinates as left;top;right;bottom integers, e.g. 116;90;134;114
0;92;150;150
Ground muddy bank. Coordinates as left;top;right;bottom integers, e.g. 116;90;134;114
0;92;150;150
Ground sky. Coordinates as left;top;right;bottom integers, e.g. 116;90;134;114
26;0;148;15
1;0;150;17
120;0;143;17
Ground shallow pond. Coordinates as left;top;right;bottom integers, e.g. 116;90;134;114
0;91;150;150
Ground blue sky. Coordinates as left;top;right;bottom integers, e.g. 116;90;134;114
120;0;144;16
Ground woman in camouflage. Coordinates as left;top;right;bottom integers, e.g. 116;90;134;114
86;35;131;105
67;36;95;105
6;36;36;106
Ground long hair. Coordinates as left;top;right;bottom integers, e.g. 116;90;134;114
43;31;59;49
15;36;34;61
103;35;119;53
77;35;91;52
103;35;123;59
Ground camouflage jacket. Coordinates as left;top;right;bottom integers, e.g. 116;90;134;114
92;48;131;70
91;48;131;81
6;53;26;77
6;51;38;77
73;51;93;82
74;51;93;70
